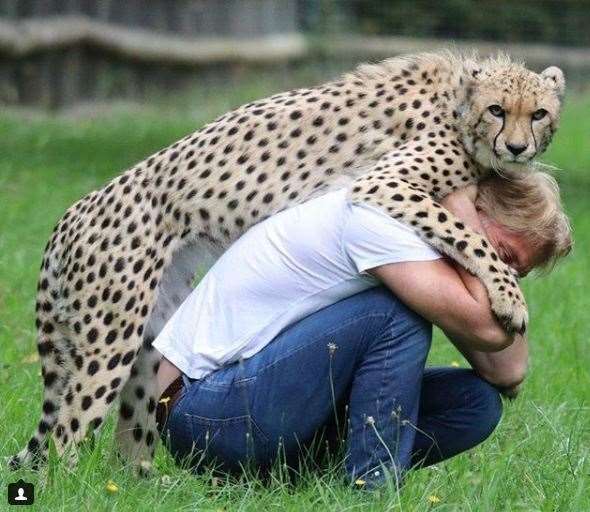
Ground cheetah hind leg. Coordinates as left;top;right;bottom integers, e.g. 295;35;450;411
115;240;211;475
114;344;162;476
8;328;71;471
48;334;144;470
10;245;78;470
348;171;528;334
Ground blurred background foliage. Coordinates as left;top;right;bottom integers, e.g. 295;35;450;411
339;0;589;46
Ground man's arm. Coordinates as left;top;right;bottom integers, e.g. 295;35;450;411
451;330;528;395
370;258;527;393
439;187;528;393
369;260;512;352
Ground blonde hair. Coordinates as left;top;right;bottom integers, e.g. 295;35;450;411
475;171;572;273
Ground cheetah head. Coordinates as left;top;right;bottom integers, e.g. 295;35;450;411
459;56;565;172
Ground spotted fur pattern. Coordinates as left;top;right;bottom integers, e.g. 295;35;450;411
9;52;564;473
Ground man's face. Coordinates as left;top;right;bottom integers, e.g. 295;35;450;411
480;215;539;277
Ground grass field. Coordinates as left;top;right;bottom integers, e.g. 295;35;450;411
1;84;589;511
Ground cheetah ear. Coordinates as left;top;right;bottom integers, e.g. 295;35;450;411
462;58;483;82
541;66;565;100
459;60;481;109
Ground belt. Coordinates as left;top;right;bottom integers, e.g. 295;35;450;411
155;375;184;433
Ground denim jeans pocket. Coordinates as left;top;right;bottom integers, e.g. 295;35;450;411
187;414;269;470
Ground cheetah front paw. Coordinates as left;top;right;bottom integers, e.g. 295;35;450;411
489;287;528;335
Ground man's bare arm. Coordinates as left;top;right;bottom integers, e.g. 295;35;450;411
440;187;528;393
452;331;528;394
369;259;512;352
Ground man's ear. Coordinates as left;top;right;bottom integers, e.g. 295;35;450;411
541;66;565;100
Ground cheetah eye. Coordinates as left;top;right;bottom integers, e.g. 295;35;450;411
532;108;548;121
487;105;504;117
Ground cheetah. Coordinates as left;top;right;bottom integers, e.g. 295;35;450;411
9;52;565;474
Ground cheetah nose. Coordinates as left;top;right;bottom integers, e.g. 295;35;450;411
506;143;528;156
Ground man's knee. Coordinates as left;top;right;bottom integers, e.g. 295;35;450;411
368;286;432;348
403;306;433;345
470;374;503;439
384;287;431;338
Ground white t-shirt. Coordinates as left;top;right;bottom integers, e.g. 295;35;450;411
153;188;441;379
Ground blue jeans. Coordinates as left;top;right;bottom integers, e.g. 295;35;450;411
162;287;502;486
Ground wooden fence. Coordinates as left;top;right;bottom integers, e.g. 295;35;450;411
0;0;306;108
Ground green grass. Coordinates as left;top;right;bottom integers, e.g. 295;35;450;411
0;83;589;511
